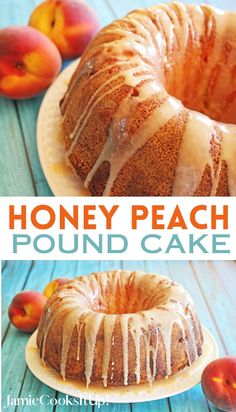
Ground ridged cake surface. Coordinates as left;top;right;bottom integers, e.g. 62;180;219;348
61;2;236;196
37;270;203;387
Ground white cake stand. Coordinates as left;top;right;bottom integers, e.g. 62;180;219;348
25;327;218;404
37;59;90;196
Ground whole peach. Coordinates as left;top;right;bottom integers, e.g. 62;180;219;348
0;26;62;99
201;357;236;411
29;0;100;58
8;291;47;333
43;277;71;298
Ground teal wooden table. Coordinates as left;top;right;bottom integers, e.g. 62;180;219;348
0;0;236;196
2;260;236;411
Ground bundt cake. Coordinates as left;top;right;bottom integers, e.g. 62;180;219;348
60;2;236;196
37;270;203;387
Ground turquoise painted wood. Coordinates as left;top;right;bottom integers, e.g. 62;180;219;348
2;260;236;412
0;0;236;195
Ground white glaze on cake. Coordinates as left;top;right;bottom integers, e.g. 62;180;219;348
37;271;203;387
61;2;236;196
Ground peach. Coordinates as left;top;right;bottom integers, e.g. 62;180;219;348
8;291;47;333
0;26;62;99
29;0;100;59
43;277;71;298
201;357;236;411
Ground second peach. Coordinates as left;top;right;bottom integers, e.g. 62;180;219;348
29;0;100;59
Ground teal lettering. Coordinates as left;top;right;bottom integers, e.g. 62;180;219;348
166;235;185;253
33;235;55;253
141;235;162;253
59;234;78;253
108;235;128;253
13;234;31;253
189;234;208;253
212;234;230;253
83;235;103;253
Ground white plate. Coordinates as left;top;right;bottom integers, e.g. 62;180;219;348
37;59;90;196
25;327;218;404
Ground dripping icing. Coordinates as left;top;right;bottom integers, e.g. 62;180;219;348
38;271;203;387
62;2;236;195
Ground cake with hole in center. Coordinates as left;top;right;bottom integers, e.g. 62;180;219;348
60;2;236;196
37;270;203;387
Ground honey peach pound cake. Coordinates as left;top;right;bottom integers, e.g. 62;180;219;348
37;271;203;387
60;2;236;196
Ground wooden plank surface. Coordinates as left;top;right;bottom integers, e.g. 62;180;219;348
0;0;235;195
2;260;236;412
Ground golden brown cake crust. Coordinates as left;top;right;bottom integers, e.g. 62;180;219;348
61;2;236;196
37;271;203;387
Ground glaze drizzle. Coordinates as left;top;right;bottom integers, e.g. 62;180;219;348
62;2;236;196
37;271;203;387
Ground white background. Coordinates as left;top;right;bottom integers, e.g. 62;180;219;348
0;197;235;260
